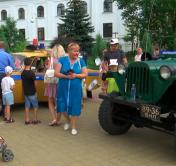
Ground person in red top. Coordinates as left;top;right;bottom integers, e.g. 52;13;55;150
134;48;142;62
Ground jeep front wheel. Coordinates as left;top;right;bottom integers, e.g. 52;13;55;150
98;100;131;135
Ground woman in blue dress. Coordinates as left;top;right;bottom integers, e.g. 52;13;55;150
55;42;87;135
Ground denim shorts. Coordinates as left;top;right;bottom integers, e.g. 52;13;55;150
25;95;38;109
2;92;14;106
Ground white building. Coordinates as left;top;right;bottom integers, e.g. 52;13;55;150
0;0;130;51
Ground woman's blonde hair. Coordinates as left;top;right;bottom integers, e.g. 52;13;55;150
51;44;65;58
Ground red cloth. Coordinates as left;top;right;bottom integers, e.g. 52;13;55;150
32;38;38;46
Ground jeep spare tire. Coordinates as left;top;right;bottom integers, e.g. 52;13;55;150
98;100;131;135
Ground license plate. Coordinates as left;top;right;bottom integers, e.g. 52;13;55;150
140;104;160;122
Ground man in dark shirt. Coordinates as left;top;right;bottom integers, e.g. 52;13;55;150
103;38;128;66
101;39;128;93
21;57;40;125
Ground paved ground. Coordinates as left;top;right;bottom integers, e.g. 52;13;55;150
0;94;176;166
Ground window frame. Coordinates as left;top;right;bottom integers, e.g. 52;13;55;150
19;29;26;39
104;0;113;13
37;27;45;41
57;3;65;16
37;6;44;18
18;8;25;20
103;23;113;38
1;10;7;21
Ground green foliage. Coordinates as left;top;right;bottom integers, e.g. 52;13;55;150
91;34;107;58
141;31;153;55
113;0;176;50
87;56;99;70
59;0;94;53
125;51;135;63
0;17;26;52
0;28;9;51
13;40;27;53
50;35;73;51
0;29;5;41
87;34;107;69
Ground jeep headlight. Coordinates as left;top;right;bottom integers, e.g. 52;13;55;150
159;66;171;79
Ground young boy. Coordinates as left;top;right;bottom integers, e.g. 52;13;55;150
21;57;40;125
1;66;15;123
102;59;120;94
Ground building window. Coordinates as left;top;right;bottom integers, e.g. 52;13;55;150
18;8;25;19
82;1;87;13
19;29;25;39
37;6;44;17
1;10;7;21
57;4;65;16
38;27;45;41
103;23;112;38
104;0;113;12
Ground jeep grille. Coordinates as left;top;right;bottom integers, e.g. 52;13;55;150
126;65;149;97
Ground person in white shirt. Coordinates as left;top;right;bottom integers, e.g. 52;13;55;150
1;66;15;123
134;47;142;62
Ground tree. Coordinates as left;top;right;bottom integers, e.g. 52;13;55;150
50;35;73;51
91;34;107;59
59;0;94;53
0;17;26;52
0;29;9;51
113;0;142;48
141;31;153;55
113;0;176;50
87;34;107;69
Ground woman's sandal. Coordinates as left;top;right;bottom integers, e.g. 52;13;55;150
49;120;60;126
6;118;15;123
3;117;7;121
25;121;31;125
32;120;41;124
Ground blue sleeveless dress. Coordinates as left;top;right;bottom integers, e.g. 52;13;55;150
56;56;86;116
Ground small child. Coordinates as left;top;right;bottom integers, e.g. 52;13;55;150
21;58;40;125
102;59;120;94
1;66;15;123
100;60;109;94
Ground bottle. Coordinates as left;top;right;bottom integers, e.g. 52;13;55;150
130;84;136;101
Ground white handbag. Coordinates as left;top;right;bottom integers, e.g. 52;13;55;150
44;57;58;84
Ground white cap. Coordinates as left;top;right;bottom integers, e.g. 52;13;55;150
5;66;13;74
109;59;118;66
110;38;119;45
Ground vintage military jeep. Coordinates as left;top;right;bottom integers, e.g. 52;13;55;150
99;53;176;135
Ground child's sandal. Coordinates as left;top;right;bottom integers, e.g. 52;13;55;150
32;120;41;124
